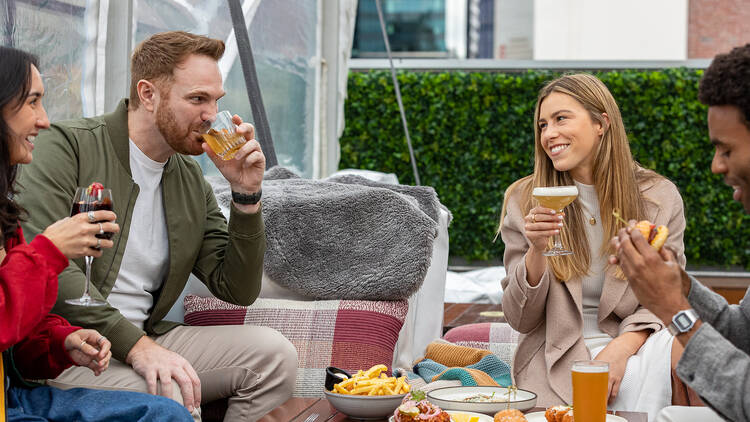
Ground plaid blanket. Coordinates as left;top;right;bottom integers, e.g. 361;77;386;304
405;342;512;388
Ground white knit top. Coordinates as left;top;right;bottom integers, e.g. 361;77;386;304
575;181;612;353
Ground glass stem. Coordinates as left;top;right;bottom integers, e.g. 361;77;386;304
553;209;564;249
83;255;94;299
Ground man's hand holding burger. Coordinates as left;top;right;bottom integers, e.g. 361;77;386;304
609;220;692;325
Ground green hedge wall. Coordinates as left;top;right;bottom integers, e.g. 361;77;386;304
339;69;750;269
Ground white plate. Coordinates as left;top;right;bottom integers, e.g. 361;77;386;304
426;386;537;414
525;411;627;421
389;410;493;422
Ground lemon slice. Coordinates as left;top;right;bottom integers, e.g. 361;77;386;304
450;413;479;422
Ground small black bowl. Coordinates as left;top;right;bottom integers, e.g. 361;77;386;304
325;366;352;391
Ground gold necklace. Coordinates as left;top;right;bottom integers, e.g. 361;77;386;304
589;216;597;225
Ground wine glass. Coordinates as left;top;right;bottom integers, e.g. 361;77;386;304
65;187;114;306
532;186;579;256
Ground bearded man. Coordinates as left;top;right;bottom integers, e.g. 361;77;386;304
16;31;297;422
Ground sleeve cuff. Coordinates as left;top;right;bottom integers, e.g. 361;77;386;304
29;235;69;275
228;202;265;238
505;257;550;309
687;276;726;323
106;317;147;362
49;324;81;367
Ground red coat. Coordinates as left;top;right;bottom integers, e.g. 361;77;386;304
1;226;78;379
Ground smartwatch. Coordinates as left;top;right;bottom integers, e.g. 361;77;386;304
667;308;699;336
231;189;262;205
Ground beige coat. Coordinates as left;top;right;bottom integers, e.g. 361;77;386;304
500;177;686;405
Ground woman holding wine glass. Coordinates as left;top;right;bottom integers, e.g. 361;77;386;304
497;74;694;416
0;46;191;421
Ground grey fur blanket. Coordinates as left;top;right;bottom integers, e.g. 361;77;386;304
206;167;449;300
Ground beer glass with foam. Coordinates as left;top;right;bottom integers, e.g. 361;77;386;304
201;110;246;160
532;185;578;255
572;360;609;422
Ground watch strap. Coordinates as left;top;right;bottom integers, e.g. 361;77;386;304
231;189;262;205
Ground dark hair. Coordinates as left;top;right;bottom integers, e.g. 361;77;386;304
699;43;750;130
129;31;225;109
0;46;38;241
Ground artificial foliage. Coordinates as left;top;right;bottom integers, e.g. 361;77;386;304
340;69;750;269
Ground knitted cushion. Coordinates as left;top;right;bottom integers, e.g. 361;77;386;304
183;295;408;397
442;322;520;367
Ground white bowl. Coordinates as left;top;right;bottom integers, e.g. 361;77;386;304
426;386;537;414
324;390;406;420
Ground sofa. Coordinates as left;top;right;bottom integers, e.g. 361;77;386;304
165;169;451;397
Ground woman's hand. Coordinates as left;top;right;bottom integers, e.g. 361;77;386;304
42;210;119;259
64;329;111;376
524;206;563;253
593;331;649;403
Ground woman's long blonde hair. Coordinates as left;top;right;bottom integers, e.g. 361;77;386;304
498;73;658;281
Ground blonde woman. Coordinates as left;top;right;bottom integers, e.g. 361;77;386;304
498;74;686;416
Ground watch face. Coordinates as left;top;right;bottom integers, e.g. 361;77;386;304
675;313;692;330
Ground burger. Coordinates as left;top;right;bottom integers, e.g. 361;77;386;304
634;220;668;250
394;391;450;422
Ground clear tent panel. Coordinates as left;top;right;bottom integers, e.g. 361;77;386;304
3;0;320;178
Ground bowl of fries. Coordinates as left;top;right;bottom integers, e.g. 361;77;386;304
324;364;409;420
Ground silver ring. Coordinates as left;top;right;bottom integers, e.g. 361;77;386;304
96;238;101;248
87;211;96;222
80;340;87;349
97;336;106;345
98;223;104;235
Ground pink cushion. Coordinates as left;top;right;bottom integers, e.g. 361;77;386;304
444;322;493;343
183;295;408;397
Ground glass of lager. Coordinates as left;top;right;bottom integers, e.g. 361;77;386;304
532;185;578;256
572;360;609;422
201;110;246;160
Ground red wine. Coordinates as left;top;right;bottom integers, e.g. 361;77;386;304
71;199;114;241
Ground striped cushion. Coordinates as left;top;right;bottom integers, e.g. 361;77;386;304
183;295;408;397
442;322;520;367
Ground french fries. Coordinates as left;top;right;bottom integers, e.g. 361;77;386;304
331;364;411;396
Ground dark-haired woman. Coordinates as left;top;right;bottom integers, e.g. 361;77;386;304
0;46;193;421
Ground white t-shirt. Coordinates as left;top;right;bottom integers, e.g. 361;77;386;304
107;140;170;329
575;181;612;353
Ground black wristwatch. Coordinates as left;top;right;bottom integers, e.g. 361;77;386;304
231;189;262;205
667;309;699;336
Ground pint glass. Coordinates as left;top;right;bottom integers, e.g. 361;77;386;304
572;360;609;422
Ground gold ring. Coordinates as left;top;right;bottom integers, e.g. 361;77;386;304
532;214;537;223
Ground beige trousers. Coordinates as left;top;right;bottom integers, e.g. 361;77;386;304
48;325;298;422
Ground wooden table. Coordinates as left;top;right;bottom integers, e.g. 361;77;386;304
443;302;505;334
259;398;648;422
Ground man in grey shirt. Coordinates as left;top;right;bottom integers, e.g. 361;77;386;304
611;43;750;422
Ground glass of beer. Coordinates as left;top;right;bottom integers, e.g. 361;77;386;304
572;360;609;422
201;110;246;160
532;185;578;256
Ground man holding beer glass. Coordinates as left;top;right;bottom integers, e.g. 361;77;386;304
16;31;298;421
612;44;750;422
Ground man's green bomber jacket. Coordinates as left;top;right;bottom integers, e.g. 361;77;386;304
16;99;266;362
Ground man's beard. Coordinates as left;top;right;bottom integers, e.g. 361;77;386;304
155;97;204;156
